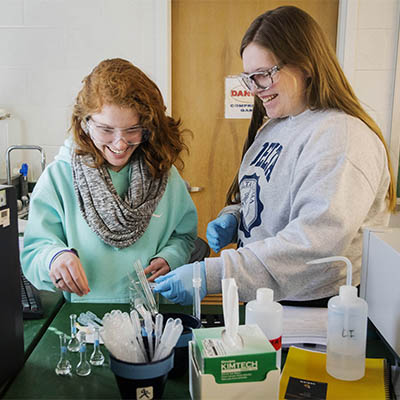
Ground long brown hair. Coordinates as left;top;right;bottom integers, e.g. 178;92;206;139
71;58;189;177
226;6;396;212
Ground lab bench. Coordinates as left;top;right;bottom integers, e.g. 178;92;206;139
2;298;395;399
2;302;234;400
0;290;63;397
23;290;64;357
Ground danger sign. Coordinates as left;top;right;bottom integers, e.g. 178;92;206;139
225;76;254;119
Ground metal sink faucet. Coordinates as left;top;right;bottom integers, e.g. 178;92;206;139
6;145;46;185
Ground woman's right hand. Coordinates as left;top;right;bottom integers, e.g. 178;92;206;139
49;251;90;296
206;213;238;253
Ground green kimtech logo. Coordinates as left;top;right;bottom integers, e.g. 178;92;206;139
221;360;258;374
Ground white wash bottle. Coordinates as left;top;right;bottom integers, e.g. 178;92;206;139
245;288;283;369
308;256;368;381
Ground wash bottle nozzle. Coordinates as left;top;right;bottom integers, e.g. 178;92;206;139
307;256;353;286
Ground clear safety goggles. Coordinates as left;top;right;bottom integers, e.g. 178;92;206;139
86;118;149;146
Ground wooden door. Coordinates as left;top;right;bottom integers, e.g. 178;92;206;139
172;0;339;249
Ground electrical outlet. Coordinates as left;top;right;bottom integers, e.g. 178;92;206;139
0;190;6;207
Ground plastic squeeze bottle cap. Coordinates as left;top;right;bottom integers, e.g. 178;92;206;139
339;285;358;302
257;287;274;304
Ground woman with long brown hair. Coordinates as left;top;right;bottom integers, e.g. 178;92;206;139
155;6;395;306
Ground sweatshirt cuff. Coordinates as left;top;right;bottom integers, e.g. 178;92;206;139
49;248;79;270
154;243;194;271
204;256;223;294
217;205;241;223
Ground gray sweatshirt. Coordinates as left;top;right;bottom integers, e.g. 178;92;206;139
205;109;390;302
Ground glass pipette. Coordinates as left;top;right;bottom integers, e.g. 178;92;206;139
193;261;201;321
133;260;158;315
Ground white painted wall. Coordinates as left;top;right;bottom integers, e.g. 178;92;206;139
0;0;170;182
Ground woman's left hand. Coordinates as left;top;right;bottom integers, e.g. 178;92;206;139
144;257;171;282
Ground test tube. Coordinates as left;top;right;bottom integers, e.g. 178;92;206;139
192;261;201;321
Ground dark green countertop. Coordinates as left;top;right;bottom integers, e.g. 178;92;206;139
5;303;226;400
0;290;63;398
4;300;394;400
23;290;64;358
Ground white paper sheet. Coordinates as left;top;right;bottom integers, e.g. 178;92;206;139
282;306;328;348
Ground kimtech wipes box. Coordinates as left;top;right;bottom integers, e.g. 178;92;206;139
192;324;277;384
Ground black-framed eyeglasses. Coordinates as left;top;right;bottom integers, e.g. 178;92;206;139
239;63;284;91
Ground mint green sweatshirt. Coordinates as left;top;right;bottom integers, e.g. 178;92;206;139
21;140;197;303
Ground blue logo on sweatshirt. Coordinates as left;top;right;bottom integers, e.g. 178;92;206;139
250;142;282;182
239;173;264;238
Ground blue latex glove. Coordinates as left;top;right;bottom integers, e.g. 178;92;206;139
206;213;238;253
153;262;207;305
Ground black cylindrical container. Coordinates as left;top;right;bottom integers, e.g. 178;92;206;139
110;350;174;400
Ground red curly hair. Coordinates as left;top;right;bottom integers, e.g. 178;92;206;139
70;58;189;177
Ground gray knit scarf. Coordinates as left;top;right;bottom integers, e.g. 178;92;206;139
71;151;167;248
